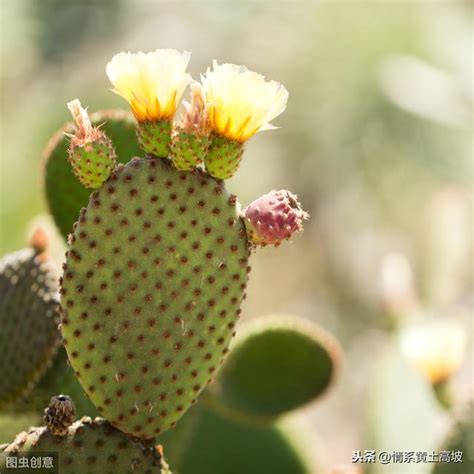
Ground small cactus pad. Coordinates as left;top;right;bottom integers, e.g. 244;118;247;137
204;135;243;180
243;190;308;247
60;157;250;439
43;395;76;436
207;316;341;421
44;110;142;238
170;131;209;171
1;416;166;473
136;120;172;157
0;248;60;407
157;405;312;474
67;99;117;189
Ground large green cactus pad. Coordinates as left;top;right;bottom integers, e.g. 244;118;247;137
0;248;60;407
1;417;165;474
158;405;313;474
60;157;250;439
43;110;142;238
207;316;341;421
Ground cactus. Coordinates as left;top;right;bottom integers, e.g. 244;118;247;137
206;315;341;422
243;190;309;247
136;120;173;158
60;156;251;439
66;99;117;189
6;348;99;420
1;397;169;474
52;49;307;441
43;394;76;436
204;136;244;180
158;404;313;474
0;238;60;408
44;110;142;238
169;84;210;171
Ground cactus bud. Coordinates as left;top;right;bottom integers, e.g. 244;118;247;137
170;83;210;170
43;395;76;436
67;99;117;189
243;190;308;247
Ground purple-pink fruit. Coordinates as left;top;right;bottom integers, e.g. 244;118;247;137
243;190;308;247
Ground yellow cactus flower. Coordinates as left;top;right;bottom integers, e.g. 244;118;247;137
201;61;289;142
106;50;192;122
400;320;467;385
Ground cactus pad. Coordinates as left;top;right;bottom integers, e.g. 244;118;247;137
157;405;312;474
60;157;250;439
0;248;60;407
207;316;341;421
1;417;165;473
44;110;142;238
204;136;243;180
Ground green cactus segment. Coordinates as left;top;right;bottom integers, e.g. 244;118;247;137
0;417;164;474
0;249;60;408
60;157;250;439
8;348;99;419
170;130;210;171
204;135;243;180
433;407;474;474
44;110;142;238
158;405;311;474
207;316;340;421
69;136;116;189
136;120;172;157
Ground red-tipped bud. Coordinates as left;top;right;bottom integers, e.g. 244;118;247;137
66;99;116;189
243;190;309;247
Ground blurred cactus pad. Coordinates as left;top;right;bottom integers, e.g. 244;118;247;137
0;245;60;408
207;315;340;421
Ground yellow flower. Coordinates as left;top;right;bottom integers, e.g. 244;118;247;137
201;61;288;142
106;50;192;122
400;320;467;384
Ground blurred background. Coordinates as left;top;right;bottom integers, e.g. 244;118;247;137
0;1;472;472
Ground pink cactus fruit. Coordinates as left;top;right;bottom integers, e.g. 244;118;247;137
243;190;309;247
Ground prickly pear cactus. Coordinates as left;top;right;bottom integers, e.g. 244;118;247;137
1;410;167;474
0;244;60;407
60;157;250;439
52;49;306;442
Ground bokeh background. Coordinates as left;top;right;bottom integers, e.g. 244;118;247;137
0;1;472;473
